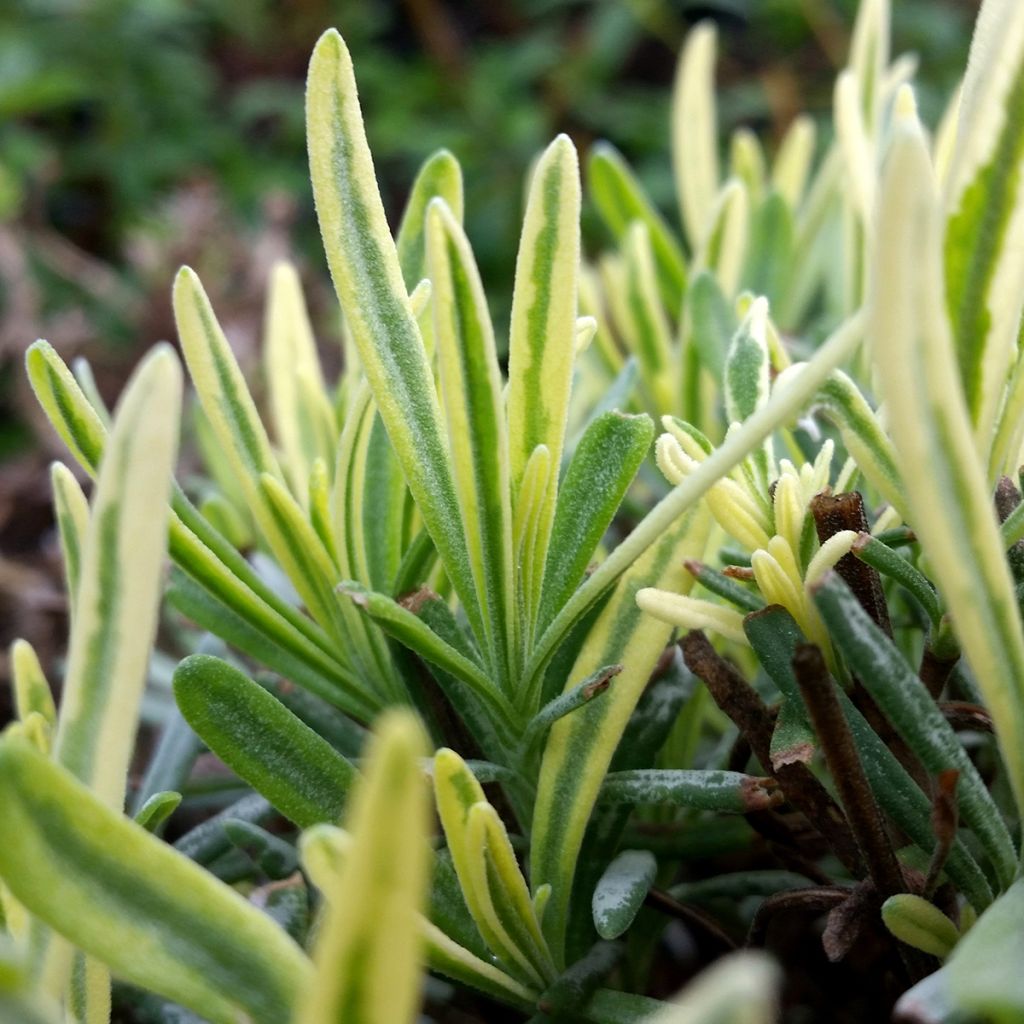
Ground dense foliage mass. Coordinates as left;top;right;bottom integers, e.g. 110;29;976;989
3;0;1024;1022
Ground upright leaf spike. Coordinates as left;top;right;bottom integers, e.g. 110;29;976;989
48;464;89;619
872;83;1024;823
264;261;336;500
306;29;481;644
297;710;431;1024
426;198;517;687
397;149;464;288
673;22;720;251
53;344;181;810
943;0;1024;460
506;134;581;624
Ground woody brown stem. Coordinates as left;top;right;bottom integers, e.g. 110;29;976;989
682;631;863;875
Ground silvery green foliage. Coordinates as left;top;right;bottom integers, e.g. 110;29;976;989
4;0;1024;1020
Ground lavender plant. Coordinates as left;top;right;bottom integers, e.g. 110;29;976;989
2;0;1023;1021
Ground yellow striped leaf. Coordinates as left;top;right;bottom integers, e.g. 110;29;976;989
672;22;719;250
871;95;1024;820
307;29;479;638
49;463;89;618
426;198;516;686
531;504;711;957
54;345;181;809
264;261;336;500
0;738;309;1024
944;0;1024;459
296;710;430;1024
506;134;581;599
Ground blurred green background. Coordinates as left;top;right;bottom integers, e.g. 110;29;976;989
0;0;979;685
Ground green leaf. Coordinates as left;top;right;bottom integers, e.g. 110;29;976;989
173;654;358;829
307;29;478;635
588;142;687;314
426;198;516;685
620;222;676;414
49;463;89;619
591;850;656;941
294;710;431;1024
167;569;378;723
943;0;1024;453
741;192;794;305
338;582;517;727
598;770;780;814
723;298;773;492
174;267;284;487
506;133;581;572
224;821;299;880
25;341;105;475
54;346;181;810
521;665;620;754
672;22;719;250
851;532;941;627
0;738;310;1024
263;261;337;499
538;411;654;635
684;270;735;384
531;504;711;958
898;880;1024;1023
9;639;55;728
813;574;1018;889
133;791;182;834
872;100;1024;823
811;370;904;517
396;148;463;289
881;894;959;959
258;473;350;635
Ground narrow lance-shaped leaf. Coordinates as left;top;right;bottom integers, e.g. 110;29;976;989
538;411;654;635
427;198;517;685
531;504;711;958
621;222;676;414
943;0;1024;457
306;29;479;636
433;749;555;987
396;148;464;289
329;383;410;702
49;463;89;618
174;268;284;488
10;640;55;729
264;261;337;500
300;824;537;1013
338;582;519;729
587;142;687;313
872;93;1024;821
506;133;581;594
54;346;181;809
0;738;310;1024
672;22;720;250
296;710;431;1024
173;654;358;829
29;339;352;686
598;769;781;814
724;297;774;494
